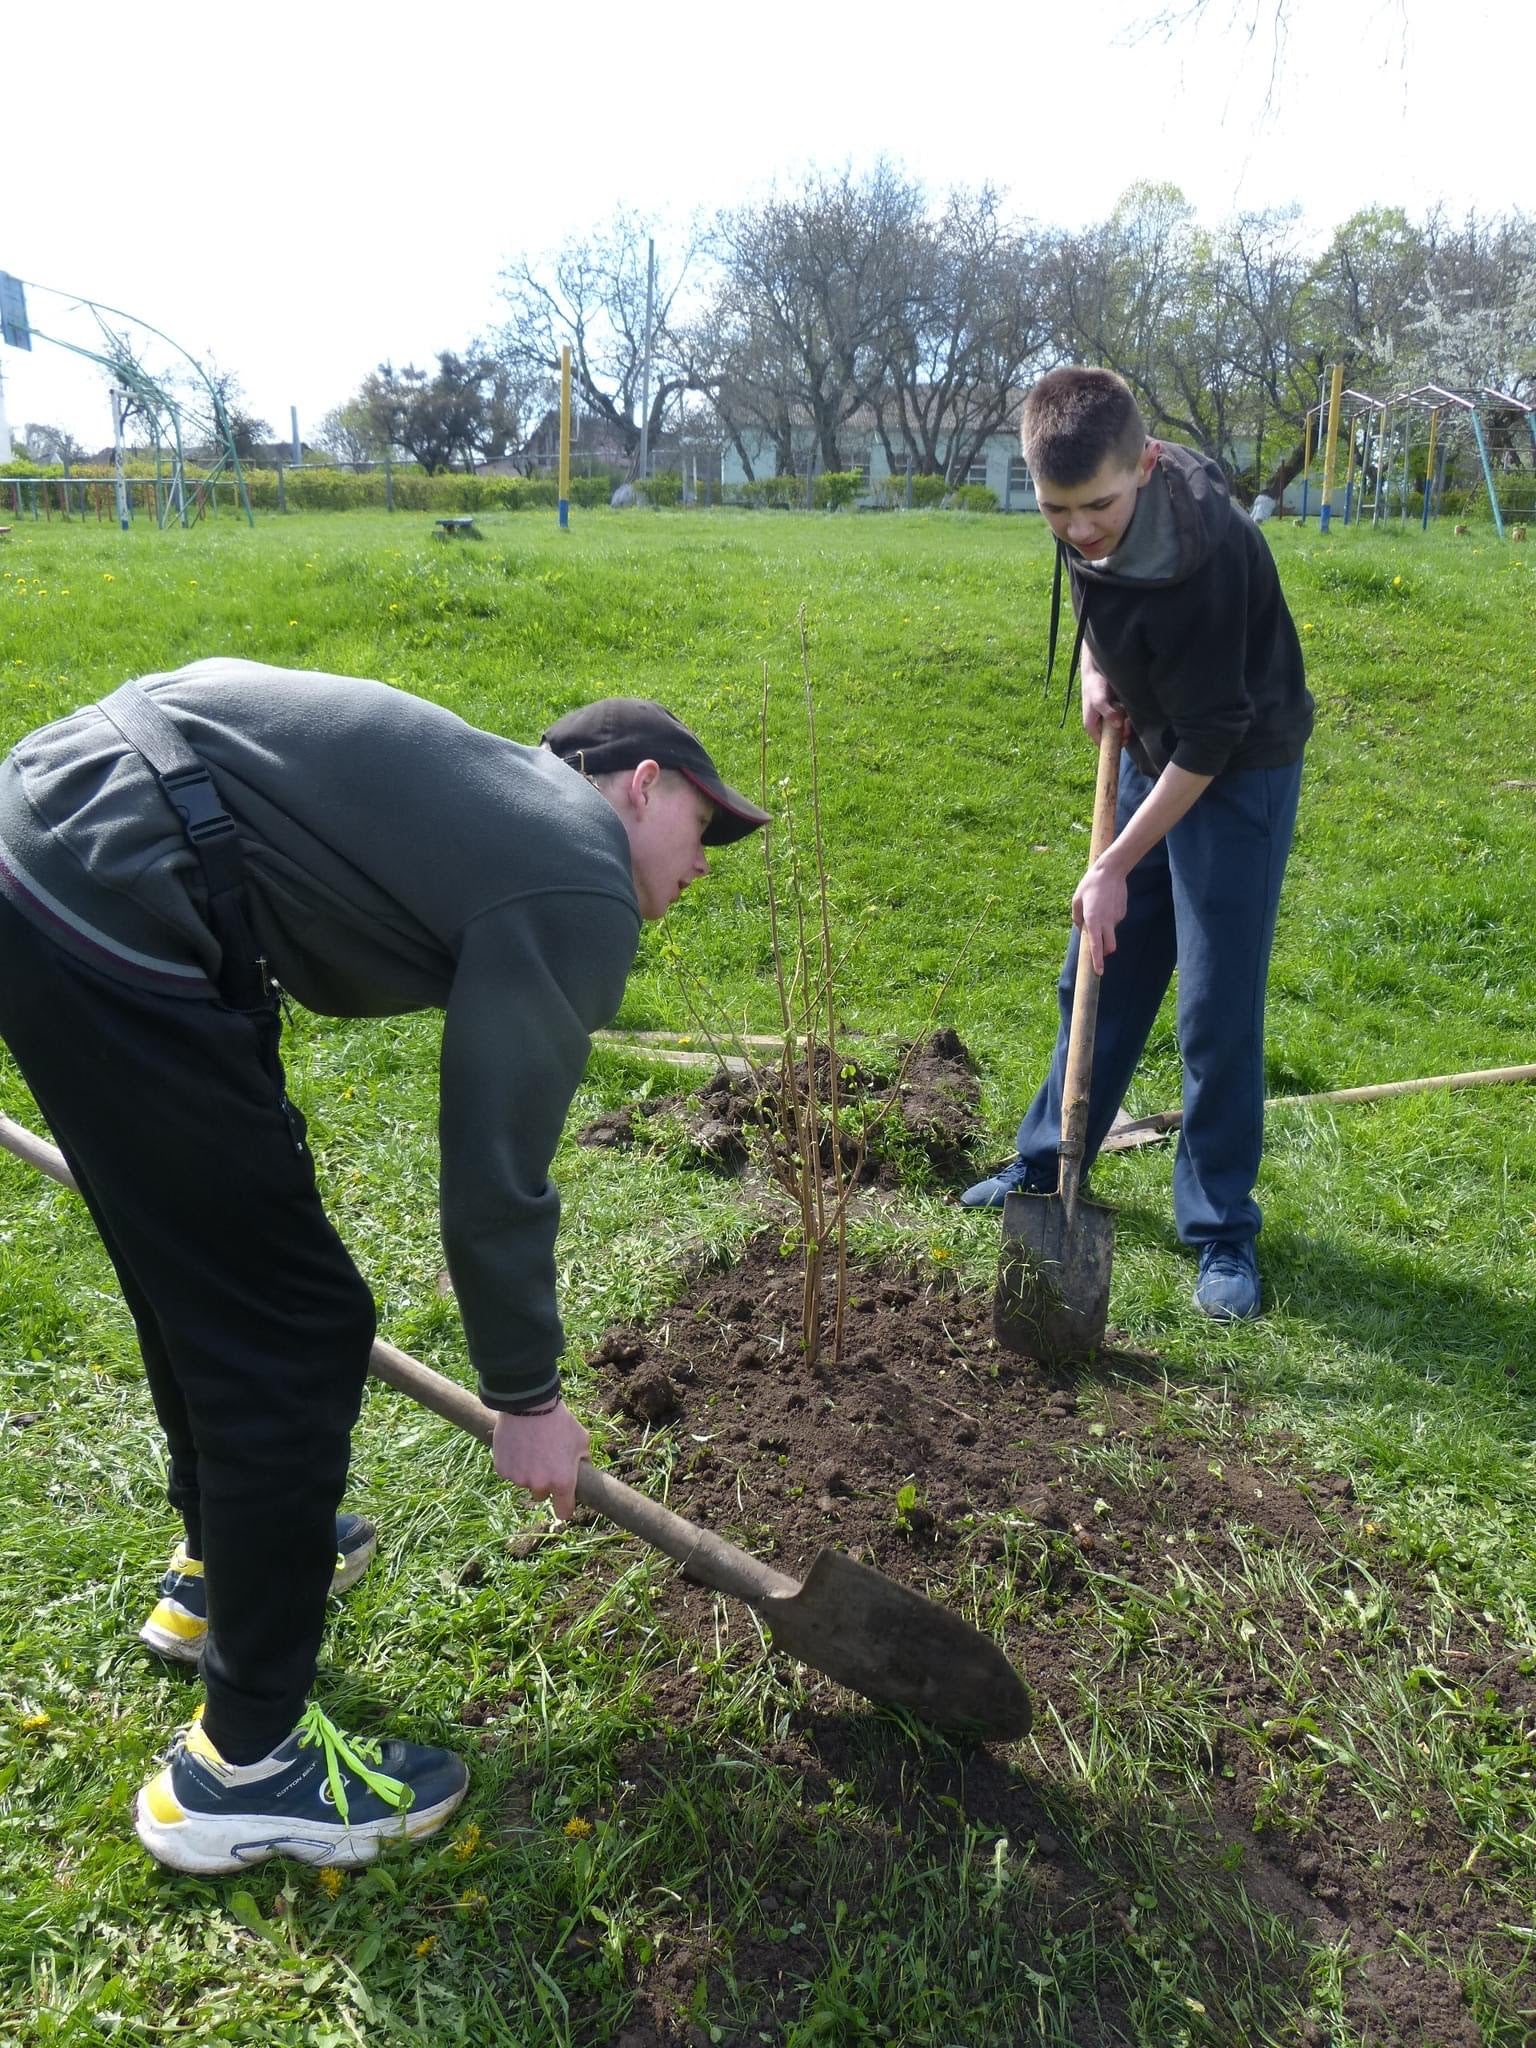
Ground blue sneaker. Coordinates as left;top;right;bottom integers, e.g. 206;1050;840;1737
139;1512;379;1664
135;1702;469;1873
959;1158;1057;1209
1193;1240;1261;1321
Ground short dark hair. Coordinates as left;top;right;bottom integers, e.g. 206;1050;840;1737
1021;368;1147;487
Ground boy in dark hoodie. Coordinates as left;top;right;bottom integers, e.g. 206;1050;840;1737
962;368;1313;1323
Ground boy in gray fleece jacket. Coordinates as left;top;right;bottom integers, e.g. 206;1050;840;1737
0;659;767;1873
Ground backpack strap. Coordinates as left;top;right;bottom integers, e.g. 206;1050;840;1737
96;681;269;1010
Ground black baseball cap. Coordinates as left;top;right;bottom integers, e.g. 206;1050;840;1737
541;697;770;845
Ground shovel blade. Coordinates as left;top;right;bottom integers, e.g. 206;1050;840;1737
762;1549;1031;1740
995;1189;1116;1367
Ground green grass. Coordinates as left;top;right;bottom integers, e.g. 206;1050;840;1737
1;505;1534;2044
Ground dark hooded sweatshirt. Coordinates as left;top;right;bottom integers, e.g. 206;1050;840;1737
0;658;642;1413
1061;441;1314;781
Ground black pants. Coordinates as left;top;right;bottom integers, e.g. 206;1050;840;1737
0;894;376;1761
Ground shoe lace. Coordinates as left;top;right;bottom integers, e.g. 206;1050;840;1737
294;1704;412;1822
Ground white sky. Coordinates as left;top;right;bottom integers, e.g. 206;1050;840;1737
0;0;1518;450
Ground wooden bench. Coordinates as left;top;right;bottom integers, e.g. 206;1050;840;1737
434;515;479;538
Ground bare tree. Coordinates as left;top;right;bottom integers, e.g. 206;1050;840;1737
873;186;1057;481
1049;183;1202;424
495;213;699;472
711;162;925;475
316;400;381;470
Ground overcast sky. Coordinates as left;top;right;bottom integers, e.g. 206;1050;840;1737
1;0;1518;451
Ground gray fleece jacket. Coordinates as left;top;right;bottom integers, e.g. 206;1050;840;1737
0;658;642;1410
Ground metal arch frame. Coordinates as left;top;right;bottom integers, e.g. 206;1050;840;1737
1482;385;1536;488
1388;382;1536;540
1338;387;1389;526
3;276;253;529
1297;384;1390;526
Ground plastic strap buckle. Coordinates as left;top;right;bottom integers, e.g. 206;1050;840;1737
162;764;235;844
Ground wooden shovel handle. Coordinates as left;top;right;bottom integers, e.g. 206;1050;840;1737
1058;725;1121;1214
0;1111;799;1609
366;1339;799;1606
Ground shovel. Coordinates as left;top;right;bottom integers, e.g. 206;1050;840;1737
995;722;1120;1366
368;1340;1031;1741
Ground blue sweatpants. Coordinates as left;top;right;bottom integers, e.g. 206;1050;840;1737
1015;751;1303;1247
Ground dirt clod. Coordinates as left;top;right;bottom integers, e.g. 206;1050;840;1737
616;1368;682;1424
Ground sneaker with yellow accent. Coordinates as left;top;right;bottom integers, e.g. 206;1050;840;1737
134;1703;469;1874
139;1513;379;1664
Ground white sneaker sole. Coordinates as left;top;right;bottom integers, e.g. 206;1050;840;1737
330;1528;378;1597
138;1611;206;1665
133;1777;468;1875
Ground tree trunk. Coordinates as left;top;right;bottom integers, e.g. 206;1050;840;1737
1262;439;1308;502
722;422;756;483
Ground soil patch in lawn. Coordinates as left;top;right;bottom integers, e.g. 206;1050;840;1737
528;1235;1534;2047
578;1029;986;1188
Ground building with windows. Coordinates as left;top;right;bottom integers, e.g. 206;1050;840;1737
720;429;1037;509
719;404;1038;509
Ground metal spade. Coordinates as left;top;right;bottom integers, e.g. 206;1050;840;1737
369;1340;1031;1741
995;723;1120;1367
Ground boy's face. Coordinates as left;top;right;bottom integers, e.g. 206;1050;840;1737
621;764;715;919
1033;441;1158;560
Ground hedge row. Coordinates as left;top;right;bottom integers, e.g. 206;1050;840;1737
4;462;1010;519
0;463;622;515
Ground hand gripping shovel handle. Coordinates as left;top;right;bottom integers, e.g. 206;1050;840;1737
1058;724;1121;1223
0;1111;793;1608
367;1340;799;1606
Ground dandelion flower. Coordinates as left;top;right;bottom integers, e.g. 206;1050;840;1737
458;1889;488;1914
1392;575;1403;588
563;1815;593;1840
316;1865;345;1897
415;1935;437;1956
452;1821;482;1860
21;1712;50;1732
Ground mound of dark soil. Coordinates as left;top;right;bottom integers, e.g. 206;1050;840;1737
565;1235;1532;2047
578;1029;985;1188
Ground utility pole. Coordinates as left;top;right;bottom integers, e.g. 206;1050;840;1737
111;387;131;530
637;237;655;483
